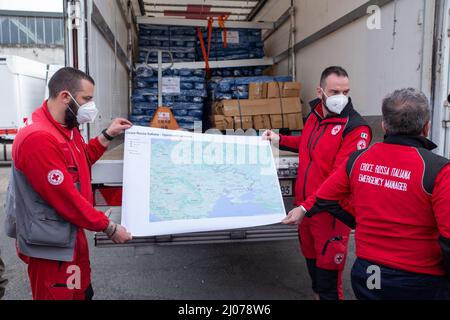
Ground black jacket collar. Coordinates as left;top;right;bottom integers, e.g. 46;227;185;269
309;98;355;120
384;135;437;151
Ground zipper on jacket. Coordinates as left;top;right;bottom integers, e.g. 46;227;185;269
302;161;313;200
303;121;319;200
306;121;319;150
322;236;343;255
312;124;329;150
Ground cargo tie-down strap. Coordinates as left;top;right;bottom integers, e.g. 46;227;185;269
197;17;213;76
218;15;229;49
197;15;229;77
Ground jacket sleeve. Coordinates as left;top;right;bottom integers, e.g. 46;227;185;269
279;134;302;153
432;164;450;276
332;126;371;172
85;136;107;165
302;160;356;229
302;126;371;217
16;132;110;232
0;252;7;299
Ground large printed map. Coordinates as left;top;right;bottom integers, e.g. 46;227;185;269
121;126;286;236
149;138;284;222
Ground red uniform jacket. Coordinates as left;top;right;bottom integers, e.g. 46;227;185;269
280;98;372;207
12;101;109;233
304;135;450;276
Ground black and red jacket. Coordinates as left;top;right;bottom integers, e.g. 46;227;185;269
280;98;372;207
303;135;450;276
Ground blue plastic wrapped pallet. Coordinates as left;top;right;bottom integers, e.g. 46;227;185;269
197;28;264;61
131;67;206;130
138;25;198;63
210;66;265;78
208;75;293;101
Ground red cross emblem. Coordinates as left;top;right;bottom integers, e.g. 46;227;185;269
357;139;367;150
331;125;342;136
334;253;345;265
48;170;64;186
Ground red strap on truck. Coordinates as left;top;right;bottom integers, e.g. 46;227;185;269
218;15;229;48
197;17;214;77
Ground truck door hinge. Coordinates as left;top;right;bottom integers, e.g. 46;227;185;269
443;100;450;128
68;1;82;30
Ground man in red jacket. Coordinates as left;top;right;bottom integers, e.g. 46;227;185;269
284;88;450;300
6;67;132;300
264;66;372;300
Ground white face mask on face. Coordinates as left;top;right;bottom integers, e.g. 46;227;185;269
321;88;349;115
67;92;99;124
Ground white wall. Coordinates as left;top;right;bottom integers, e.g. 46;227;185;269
257;0;434;118
0;47;64;65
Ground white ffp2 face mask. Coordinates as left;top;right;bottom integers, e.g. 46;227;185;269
67;93;99;124
321;89;349;115
75;101;98;124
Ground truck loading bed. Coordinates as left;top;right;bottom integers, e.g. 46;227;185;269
94;206;298;248
92;141;299;247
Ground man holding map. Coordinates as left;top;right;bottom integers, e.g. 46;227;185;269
264;66;372;300
5;67;132;300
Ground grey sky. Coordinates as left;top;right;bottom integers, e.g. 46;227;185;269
0;0;63;12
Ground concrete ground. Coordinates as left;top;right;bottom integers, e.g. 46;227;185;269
0;166;356;300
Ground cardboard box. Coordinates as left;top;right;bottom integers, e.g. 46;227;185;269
249;83;268;100
211;115;234;130
267;82;302;99
252;115;272;130
287;113;302;130
218;97;302;117
270;113;303;130
233;116;253;130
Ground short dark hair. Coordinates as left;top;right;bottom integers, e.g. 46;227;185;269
48;67;95;98
320;66;349;88
382;88;430;136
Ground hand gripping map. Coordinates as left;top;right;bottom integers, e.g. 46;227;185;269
121;126;286;236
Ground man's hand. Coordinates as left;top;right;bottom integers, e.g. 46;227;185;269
262;130;280;145
282;206;306;225
110;224;132;244
98;118;133;147
106;118;133;138
103;219;132;244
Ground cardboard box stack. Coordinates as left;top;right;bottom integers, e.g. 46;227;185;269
211;81;303;131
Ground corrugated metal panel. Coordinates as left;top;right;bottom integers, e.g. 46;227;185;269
257;0;433;119
95;224;299;247
93;0;129;52
89;24;129;137
137;0;265;21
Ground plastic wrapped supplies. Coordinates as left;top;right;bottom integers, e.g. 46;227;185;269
138;26;198;63
130;68;205;130
208;76;293;101
197;28;265;62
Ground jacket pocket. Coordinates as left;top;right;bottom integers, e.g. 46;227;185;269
28;218;72;247
320;236;347;271
27;199;72;247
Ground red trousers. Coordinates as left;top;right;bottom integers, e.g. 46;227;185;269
19;229;92;300
299;212;351;300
